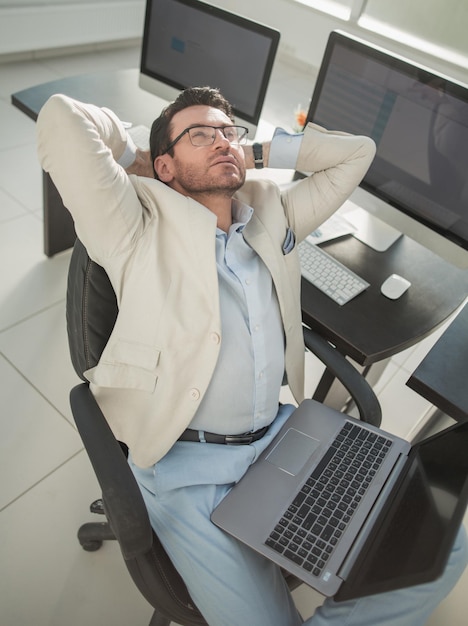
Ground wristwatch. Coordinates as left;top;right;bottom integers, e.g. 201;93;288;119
252;143;264;169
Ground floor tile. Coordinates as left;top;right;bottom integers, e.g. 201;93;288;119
38;44;141;79
293;583;324;621
0;214;70;331
0;142;42;211
377;366;434;439
0;187;28;222
0;300;80;423
0;59;60;100
0;98;37;150
263;57;317;129
0;451;153;626
0;353;82;510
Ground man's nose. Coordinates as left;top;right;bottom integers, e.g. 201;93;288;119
213;128;231;146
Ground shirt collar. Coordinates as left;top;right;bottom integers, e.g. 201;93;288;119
216;199;254;237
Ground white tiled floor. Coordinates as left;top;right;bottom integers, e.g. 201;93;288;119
0;43;466;626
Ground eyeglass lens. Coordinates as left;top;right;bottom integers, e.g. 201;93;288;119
189;126;247;146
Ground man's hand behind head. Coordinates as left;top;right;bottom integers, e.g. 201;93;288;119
126;149;154;178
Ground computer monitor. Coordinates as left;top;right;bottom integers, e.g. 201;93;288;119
139;0;280;138
305;30;468;268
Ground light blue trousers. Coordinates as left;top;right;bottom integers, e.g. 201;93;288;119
130;405;468;626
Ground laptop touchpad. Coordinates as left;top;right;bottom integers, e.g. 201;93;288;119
266;428;320;476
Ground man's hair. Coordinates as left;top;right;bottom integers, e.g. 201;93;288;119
149;86;235;176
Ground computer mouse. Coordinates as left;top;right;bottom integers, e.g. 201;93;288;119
380;274;411;299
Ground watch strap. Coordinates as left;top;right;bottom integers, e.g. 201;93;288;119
252;142;264;169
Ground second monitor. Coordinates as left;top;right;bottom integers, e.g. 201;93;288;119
305;30;468;268
139;0;280;138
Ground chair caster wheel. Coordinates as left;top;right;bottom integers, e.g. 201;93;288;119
81;540;103;552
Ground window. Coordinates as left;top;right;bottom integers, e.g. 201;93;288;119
360;0;468;66
293;0;354;21
291;0;467;72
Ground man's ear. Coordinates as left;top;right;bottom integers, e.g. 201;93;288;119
154;154;174;183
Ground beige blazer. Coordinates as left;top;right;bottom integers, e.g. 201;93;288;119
37;94;376;467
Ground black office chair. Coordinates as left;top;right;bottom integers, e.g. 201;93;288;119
67;238;382;626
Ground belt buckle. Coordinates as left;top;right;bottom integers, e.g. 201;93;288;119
225;433;255;445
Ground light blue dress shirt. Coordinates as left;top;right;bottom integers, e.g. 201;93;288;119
186;129;302;435
188;199;285;435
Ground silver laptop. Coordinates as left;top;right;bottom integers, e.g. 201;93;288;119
211;400;468;600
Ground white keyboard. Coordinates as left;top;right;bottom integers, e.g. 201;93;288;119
298;240;370;305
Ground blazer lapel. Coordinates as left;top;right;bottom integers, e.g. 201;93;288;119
243;212;282;280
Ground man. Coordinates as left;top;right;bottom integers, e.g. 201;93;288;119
37;87;466;625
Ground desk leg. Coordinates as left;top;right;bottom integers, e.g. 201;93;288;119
43;171;76;257
314;358;390;412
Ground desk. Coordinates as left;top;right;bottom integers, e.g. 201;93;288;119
12;68;165;257
302;234;468;365
407;302;468;422
301;234;468;402
11;69;468;387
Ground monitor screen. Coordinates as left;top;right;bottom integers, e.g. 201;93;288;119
139;0;280;137
305;31;468;268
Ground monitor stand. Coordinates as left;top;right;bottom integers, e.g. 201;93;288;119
342;204;402;252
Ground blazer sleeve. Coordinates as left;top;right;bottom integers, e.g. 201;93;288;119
281;122;376;241
36;94;147;263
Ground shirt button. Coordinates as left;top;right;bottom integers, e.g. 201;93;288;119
245;278;251;285
189;388;200;400
210;332;221;344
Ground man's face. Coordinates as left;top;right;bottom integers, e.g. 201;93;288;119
155;105;246;197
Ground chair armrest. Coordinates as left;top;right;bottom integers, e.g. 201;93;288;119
302;327;382;427
70;383;153;559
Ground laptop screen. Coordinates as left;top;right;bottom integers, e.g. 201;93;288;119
336;420;468;600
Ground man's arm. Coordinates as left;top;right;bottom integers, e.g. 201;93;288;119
253;123;376;240
37;94;149;262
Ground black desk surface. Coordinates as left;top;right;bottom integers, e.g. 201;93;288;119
407;303;468;421
11;68;160;126
301;234;468;365
12;68;468;367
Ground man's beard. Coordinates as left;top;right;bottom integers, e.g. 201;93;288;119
172;154;246;197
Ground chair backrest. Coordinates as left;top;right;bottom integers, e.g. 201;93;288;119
66;238;118;381
66;238;209;625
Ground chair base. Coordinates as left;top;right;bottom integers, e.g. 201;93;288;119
148;610;172;626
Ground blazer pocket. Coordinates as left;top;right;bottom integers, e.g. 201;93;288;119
110;339;160;370
84;340;160;393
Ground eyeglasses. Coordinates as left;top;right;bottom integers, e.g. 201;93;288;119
162;124;249;154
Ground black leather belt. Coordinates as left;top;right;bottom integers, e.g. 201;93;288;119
178;425;270;445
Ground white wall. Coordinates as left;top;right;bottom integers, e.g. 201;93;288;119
0;0;466;86
0;1;145;56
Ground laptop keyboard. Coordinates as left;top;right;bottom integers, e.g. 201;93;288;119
265;421;393;578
